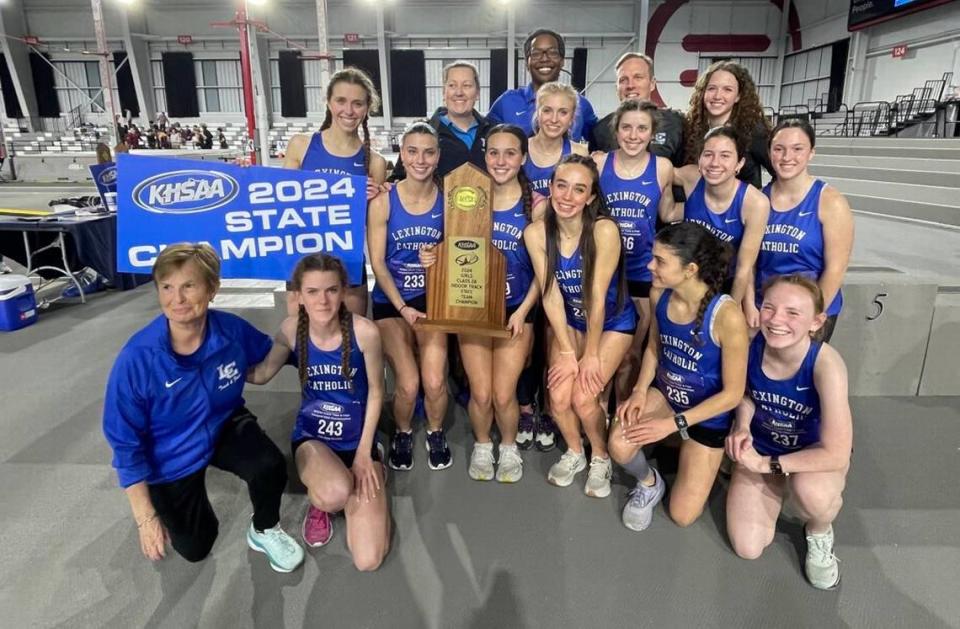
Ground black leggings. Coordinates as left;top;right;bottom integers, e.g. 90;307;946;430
147;407;287;562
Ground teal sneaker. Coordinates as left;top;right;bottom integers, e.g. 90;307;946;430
247;522;305;573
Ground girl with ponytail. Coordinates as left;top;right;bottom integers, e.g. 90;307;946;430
611;222;748;532
247;253;390;571
524;154;637;498
420;124;543;483
283;67;388;316
368;122;450;473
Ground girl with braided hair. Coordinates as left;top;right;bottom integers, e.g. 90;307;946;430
611;222;749;532
283;67;388;316
249;253;389;571
683;60;773;190
420;124;543;482
524;154;637;497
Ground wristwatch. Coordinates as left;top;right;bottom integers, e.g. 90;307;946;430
769;455;788;476
673;414;690;441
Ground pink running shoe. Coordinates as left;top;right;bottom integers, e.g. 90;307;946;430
301;505;333;548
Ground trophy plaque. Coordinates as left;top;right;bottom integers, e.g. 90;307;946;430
416;163;510;338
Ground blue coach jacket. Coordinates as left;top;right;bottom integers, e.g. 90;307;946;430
103;310;272;487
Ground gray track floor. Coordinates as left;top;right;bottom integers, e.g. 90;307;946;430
1;185;959;628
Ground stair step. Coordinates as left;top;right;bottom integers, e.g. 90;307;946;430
810;164;960;187
819;176;959;207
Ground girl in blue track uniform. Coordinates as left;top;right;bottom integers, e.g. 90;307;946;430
725;274;852;590
367;122;450;472
282;68;388;316
523;82;588;198
420;124;542;483
674;126;770;327
524;154;637;498
756;119;854;342
612;222;749;531
595;98;677;403
249;253;390;571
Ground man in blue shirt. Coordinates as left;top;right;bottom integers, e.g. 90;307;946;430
488;29;598;143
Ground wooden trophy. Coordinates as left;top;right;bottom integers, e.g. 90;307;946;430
416;163;510;338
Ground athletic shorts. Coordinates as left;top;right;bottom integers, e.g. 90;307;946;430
291;439;381;468
372;293;427;321
628;280;652;299
686;423;728;449
506;302;536;324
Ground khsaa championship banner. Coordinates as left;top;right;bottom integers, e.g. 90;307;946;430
116;154;367;284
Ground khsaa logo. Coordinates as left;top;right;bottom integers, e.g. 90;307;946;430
98;166;117;186
665;371;684;384
133;170;239;214
321;402;344;413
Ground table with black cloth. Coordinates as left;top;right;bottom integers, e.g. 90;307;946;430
0;212;150;294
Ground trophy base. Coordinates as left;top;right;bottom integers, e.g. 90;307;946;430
415;318;512;339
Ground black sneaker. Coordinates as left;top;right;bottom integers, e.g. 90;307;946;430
517;410;536;450
389;430;414;471
535;414;557;452
425;429;453;470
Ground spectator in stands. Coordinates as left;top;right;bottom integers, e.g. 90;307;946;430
102;244;305;571
125;125;140;150
115;114;128;143
591;53;685;167
218;128;229;150
170;125;183;149
488;28;598;143
157;127;170;150
390;60;491;182
146;127;158;150
95;142;112;164
156;111;168;130
114;140;129;156
193;126;204;149
683;60;773;189
755;119;853;342
201;124;214;149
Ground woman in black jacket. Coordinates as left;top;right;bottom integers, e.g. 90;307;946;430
389;60;491;181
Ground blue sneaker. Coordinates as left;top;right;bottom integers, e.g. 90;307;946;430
246;522;304;573
62;268;106;299
389;430;414;471
425;429;452;470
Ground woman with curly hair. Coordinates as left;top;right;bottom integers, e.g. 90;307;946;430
683;60;773;189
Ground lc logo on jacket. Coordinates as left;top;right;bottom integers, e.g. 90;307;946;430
217;361;241;390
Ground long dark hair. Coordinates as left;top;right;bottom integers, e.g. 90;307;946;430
485;123;534;220
289;253;354;393
319;67;380;177
655;222;731;342
541;154;627;315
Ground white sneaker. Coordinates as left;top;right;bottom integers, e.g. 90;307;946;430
468;442;495;481
496;444;523;483
547;450;587;487
621;468;666;531
584;455;612;498
805;526;841;590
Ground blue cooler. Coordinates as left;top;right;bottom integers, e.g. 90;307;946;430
0;275;39;331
